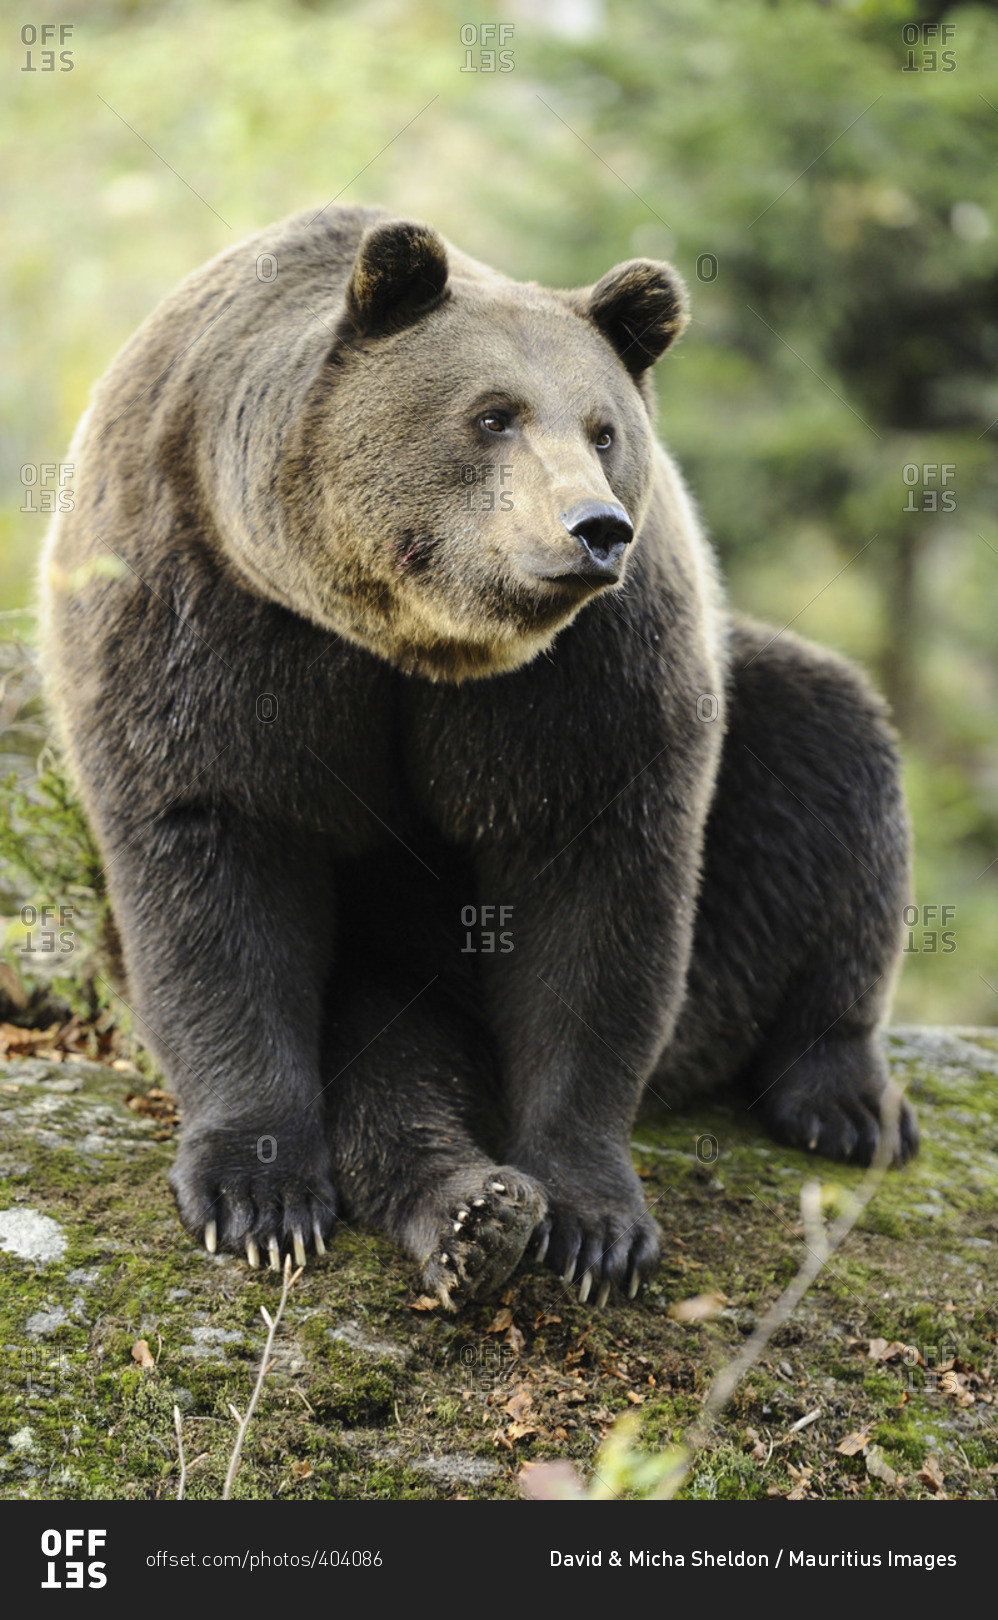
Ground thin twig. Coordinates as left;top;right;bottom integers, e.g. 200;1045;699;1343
222;1254;302;1500
173;1404;186;1502
784;1407;822;1438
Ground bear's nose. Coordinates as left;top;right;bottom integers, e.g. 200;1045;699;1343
560;500;634;580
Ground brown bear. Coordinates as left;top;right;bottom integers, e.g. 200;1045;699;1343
40;204;916;1310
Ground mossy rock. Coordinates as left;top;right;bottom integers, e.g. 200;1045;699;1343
1;1027;996;1500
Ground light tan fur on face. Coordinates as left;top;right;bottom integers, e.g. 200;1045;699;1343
42;206;697;688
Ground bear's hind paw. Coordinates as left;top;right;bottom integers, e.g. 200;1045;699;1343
420;1169;546;1312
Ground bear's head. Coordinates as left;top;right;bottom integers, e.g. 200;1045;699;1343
287;217;688;681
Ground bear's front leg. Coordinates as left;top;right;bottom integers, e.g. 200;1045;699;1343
475;840;696;1305
104;805;338;1268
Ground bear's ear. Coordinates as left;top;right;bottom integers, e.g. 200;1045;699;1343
345;220;449;336
585;259;689;377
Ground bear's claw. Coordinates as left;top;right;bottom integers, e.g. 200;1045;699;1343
516;1143;660;1305
530;1200;661;1304
762;1073;918;1167
173;1125;338;1271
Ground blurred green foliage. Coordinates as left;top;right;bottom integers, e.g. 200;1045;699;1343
2;0;996;1022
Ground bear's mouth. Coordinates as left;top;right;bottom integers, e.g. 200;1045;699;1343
528;558;625;592
539;565;622;591
521;531;628;593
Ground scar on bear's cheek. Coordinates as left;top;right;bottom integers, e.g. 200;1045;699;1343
395;532;440;571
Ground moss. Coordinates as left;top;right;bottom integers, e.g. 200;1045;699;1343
861;1370;900;1400
860;1206;908;1239
872;1418;930;1468
680;1441;771;1501
305;1342;399;1425
827;1360;865;1382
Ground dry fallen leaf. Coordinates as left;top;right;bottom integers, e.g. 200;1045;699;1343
867;1339;912;1364
291;1459;313;1480
940;1370;975;1407
131;1339;155;1370
506;1420;537;1441
505;1323;525;1356
487;1307;514;1335
917;1455;946;1493
504;1385;533;1424
408;1295;439;1312
124;1088;180;1126
836;1431;870;1457
0;1022;56;1052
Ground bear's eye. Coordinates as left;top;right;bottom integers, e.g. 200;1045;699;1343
595;428;614;451
479;411;509;434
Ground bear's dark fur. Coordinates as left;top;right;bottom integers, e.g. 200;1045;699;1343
40;205;916;1308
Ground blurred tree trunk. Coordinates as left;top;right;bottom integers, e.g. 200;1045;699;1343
878;527;924;742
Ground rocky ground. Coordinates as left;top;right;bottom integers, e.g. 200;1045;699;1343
1;1026;996;1501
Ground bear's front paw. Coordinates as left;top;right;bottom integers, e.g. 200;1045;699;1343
516;1148;661;1306
169;1121;338;1269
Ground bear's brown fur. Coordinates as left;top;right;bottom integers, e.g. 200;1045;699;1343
40;206;915;1307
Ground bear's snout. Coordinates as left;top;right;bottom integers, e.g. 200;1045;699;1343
555;499;634;585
